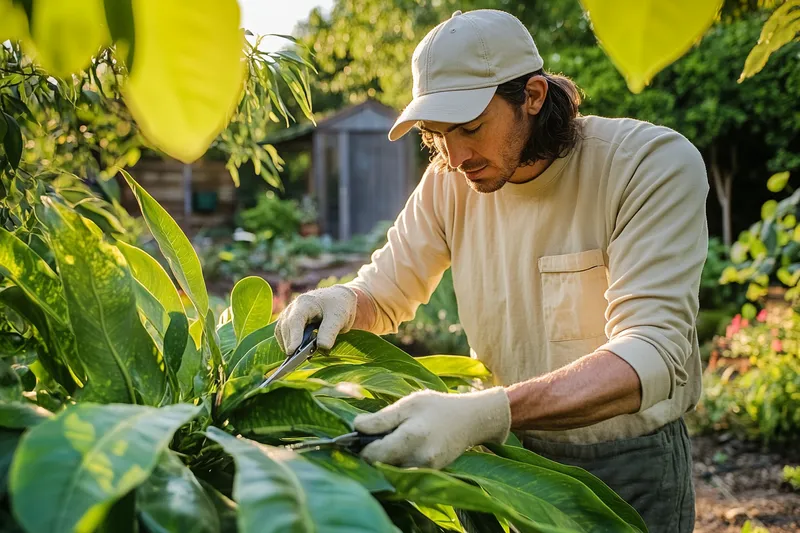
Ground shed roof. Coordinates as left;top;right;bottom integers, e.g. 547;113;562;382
263;99;401;145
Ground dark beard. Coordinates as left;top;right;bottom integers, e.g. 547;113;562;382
464;114;536;193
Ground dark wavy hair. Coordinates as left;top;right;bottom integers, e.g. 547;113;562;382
419;70;583;172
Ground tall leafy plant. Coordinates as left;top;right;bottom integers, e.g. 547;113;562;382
0;171;648;532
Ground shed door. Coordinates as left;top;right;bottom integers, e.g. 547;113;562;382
348;132;407;236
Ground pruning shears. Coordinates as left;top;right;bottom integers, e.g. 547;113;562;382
286;430;390;454
257;320;323;389
258;319;392;454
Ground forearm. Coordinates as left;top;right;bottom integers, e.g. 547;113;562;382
350;287;378;332
505;350;642;431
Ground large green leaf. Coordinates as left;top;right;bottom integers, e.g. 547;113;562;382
28;0;110;76
579;0;723;93
176;335;203;401
40;198;166;405
231;276;273;345
0;402;52;429
329;331;447;392
315;396;368;424
486;444;647;532
302;448;394;494
216;319;237;357
0;286;81;391
229;386;350;438
137;450;220;533
199;480;238;533
0;227;67;325
447;452;643;532
310;364;422;398
376;464;568;533
162;312;189;400
739;0;800;81
122;0;246;163
121;171;208;317
9;403;200;533
117;240;184;315
206;427;400;533
416;356;491;380
229;337;284;379
225;323;275;370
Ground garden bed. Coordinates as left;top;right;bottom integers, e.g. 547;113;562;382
692;435;800;533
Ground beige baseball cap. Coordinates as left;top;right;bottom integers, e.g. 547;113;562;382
388;9;544;141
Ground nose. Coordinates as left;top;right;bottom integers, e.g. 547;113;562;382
444;138;473;170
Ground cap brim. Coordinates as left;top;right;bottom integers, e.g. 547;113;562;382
388;85;497;141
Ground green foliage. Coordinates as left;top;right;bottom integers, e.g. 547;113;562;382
693;307;800;445
739;0;800;81
702;237;746;310
0;171;647;532
236;190;303;239
783;464;800;490
721;172;800;308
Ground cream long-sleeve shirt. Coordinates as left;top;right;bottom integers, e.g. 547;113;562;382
348;115;709;444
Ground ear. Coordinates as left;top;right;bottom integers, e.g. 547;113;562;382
523;75;548;116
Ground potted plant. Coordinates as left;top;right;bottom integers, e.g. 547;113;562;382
299;195;320;236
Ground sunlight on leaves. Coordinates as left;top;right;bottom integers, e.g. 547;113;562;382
580;0;724;93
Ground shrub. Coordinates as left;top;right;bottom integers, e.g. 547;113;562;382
236;190;302;239
692;307;800;445
0;174;648;533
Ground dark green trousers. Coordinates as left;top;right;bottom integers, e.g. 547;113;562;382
522;418;695;533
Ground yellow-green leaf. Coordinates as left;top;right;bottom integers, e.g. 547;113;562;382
741;302;757;319
29;0;110;77
121;171;208;317
739;0;800;82
767;171;791;193
745;283;766;302
0;0;29;42
117;241;184;315
231;276;273;344
794;225;800;242
9;403;199;533
749;239;767;259
580;0;723;93
719;265;739;284
777;268;793;286
761;200;779;220
122;0;246;163
0;228;67;326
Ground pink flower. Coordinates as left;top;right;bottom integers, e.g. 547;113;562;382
757;309;768;322
772;339;783;352
726;314;742;338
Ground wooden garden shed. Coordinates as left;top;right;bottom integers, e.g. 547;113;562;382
268;99;420;240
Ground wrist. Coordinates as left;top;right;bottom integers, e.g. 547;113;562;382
469;386;512;445
343;282;378;332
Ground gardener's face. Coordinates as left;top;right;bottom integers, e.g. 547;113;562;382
421;96;532;193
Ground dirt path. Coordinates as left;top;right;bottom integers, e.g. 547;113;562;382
692;435;800;532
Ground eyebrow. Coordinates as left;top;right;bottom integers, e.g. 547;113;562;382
418;109;488;135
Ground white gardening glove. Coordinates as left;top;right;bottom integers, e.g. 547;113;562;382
275;284;358;354
353;387;511;470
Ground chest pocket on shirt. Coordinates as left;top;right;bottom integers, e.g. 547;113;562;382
538;249;609;342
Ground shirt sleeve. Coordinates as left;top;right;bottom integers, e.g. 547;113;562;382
597;129;709;412
346;166;452;335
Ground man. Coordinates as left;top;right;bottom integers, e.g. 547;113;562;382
276;9;707;532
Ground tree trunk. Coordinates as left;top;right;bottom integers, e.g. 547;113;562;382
710;144;734;247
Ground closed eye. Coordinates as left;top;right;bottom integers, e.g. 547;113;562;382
461;124;481;135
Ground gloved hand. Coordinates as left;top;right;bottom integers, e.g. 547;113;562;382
275;284;358;354
353;386;511;469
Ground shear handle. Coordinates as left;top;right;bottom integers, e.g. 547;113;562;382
293;320;322;356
